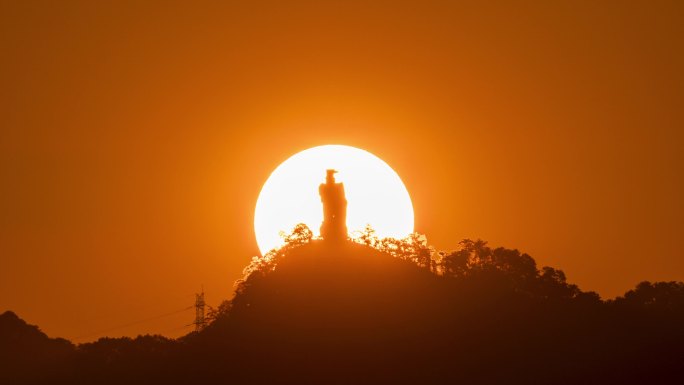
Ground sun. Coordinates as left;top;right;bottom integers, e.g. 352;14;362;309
254;145;414;255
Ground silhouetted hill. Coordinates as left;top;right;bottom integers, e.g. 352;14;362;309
0;311;74;384
188;241;684;384
2;239;684;384
192;241;452;382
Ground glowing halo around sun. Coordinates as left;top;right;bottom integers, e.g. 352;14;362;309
254;145;414;255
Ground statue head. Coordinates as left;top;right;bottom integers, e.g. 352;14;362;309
326;169;338;184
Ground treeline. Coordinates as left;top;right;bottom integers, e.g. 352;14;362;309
2;226;683;384
232;224;682;314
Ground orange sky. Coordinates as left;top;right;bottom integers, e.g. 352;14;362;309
1;1;683;341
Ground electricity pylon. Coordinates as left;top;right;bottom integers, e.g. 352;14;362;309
193;288;207;332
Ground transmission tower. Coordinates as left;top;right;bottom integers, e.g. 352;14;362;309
193;288;207;332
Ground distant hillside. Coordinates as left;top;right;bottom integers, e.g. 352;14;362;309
2;238;684;384
0;311;74;383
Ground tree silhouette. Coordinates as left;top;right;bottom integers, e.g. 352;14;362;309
613;281;684;311
278;223;314;246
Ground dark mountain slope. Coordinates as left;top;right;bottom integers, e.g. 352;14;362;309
0;311;74;384
181;241;684;385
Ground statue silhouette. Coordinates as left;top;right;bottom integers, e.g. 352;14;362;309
319;169;348;241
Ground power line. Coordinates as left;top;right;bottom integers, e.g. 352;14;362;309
73;306;193;342
158;323;194;335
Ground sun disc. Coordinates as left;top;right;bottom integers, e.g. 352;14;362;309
254;145;414;255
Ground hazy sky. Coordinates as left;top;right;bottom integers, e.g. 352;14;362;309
1;1;682;341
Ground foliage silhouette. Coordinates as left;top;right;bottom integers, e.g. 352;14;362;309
2;225;683;384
